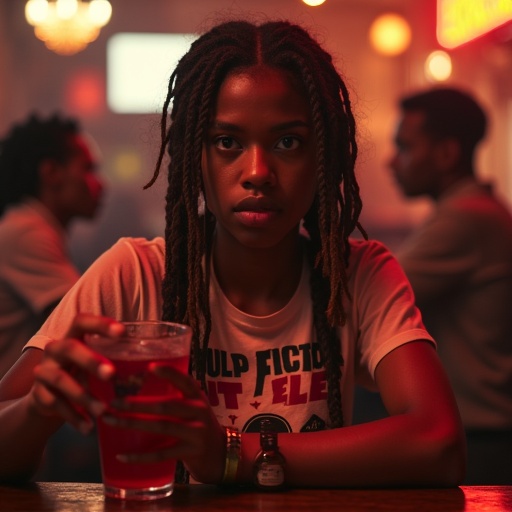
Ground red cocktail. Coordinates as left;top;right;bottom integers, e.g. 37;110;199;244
86;322;191;500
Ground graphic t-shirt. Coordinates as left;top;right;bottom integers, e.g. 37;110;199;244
26;237;434;431
206;261;328;434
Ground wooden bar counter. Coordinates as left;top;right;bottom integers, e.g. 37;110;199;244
1;483;511;511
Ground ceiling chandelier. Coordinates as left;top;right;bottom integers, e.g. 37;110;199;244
25;0;112;56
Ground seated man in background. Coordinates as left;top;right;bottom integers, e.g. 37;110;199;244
389;87;512;484
0;113;104;379
0;113;104;482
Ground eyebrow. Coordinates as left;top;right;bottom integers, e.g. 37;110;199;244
210;120;310;132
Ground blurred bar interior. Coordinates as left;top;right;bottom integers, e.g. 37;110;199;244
1;0;511;270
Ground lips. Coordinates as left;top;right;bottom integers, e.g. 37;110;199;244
233;196;281;213
233;197;281;227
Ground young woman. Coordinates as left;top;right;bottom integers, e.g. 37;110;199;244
0;20;466;487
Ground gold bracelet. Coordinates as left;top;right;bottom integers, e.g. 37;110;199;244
222;426;241;485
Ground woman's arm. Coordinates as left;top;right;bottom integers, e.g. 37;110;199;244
111;340;465;488
0;315;121;483
235;340;466;487
0;349;63;482
5;317;463;487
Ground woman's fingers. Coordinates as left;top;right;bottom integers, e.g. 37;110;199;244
66;313;125;341
45;337;114;382
103;413;203;438
28;314;122;430
150;364;204;399
105;367;212;442
99;364;226;482
46;313;125;380
32;355;106;428
107;411;226;483
102;414;210;463
112;396;207;419
104;396;211;452
32;382;95;434
103;395;214;463
34;356;107;415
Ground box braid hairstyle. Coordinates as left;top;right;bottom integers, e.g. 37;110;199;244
0;113;80;217
146;20;366;432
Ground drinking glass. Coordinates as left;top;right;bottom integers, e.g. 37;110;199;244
86;321;191;500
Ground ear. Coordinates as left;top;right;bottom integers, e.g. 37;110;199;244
433;138;461;172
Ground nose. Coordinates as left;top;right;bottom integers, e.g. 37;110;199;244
387;152;399;172
242;145;274;190
87;173;105;201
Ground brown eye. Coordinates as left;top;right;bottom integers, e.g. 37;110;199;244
215;136;241;150
276;136;300;150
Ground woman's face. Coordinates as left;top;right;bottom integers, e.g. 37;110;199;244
201;65;317;251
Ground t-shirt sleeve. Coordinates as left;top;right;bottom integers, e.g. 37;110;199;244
25;237;165;351
349;240;435;385
0;223;79;314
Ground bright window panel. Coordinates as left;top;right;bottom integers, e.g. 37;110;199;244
107;33;196;114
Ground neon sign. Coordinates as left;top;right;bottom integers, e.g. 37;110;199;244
437;0;512;48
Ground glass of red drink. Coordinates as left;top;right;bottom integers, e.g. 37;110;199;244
86;321;191;501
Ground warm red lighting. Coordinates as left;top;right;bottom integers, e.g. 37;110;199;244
437;0;512;48
65;70;104;116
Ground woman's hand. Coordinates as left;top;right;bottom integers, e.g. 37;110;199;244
29;313;124;434
102;365;226;485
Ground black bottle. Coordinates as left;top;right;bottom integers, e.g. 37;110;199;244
253;419;286;491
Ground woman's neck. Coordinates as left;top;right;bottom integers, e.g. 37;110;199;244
211;231;304;316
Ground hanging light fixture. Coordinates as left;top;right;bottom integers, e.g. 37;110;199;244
25;0;112;56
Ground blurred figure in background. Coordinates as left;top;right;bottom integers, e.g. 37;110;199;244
0;112;104;481
389;87;512;484
0;113;103;379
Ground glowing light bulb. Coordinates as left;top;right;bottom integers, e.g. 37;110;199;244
302;0;326;6
369;13;412;56
25;0;49;25
425;50;452;81
56;0;78;20
88;0;112;26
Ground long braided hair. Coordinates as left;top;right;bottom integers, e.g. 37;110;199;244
146;20;365;431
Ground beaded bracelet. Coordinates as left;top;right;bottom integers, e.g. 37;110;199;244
222;426;241;485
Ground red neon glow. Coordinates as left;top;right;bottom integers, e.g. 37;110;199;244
437;0;512;48
65;70;104;116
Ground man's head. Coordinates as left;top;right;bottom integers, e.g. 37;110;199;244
389;87;487;199
0;113;103;226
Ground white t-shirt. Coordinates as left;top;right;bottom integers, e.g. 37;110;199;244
26;237;433;430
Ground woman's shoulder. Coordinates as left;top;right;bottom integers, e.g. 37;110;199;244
84;236;165;278
109;236;165;252
346;237;406;288
102;236;164;260
348;237;394;266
